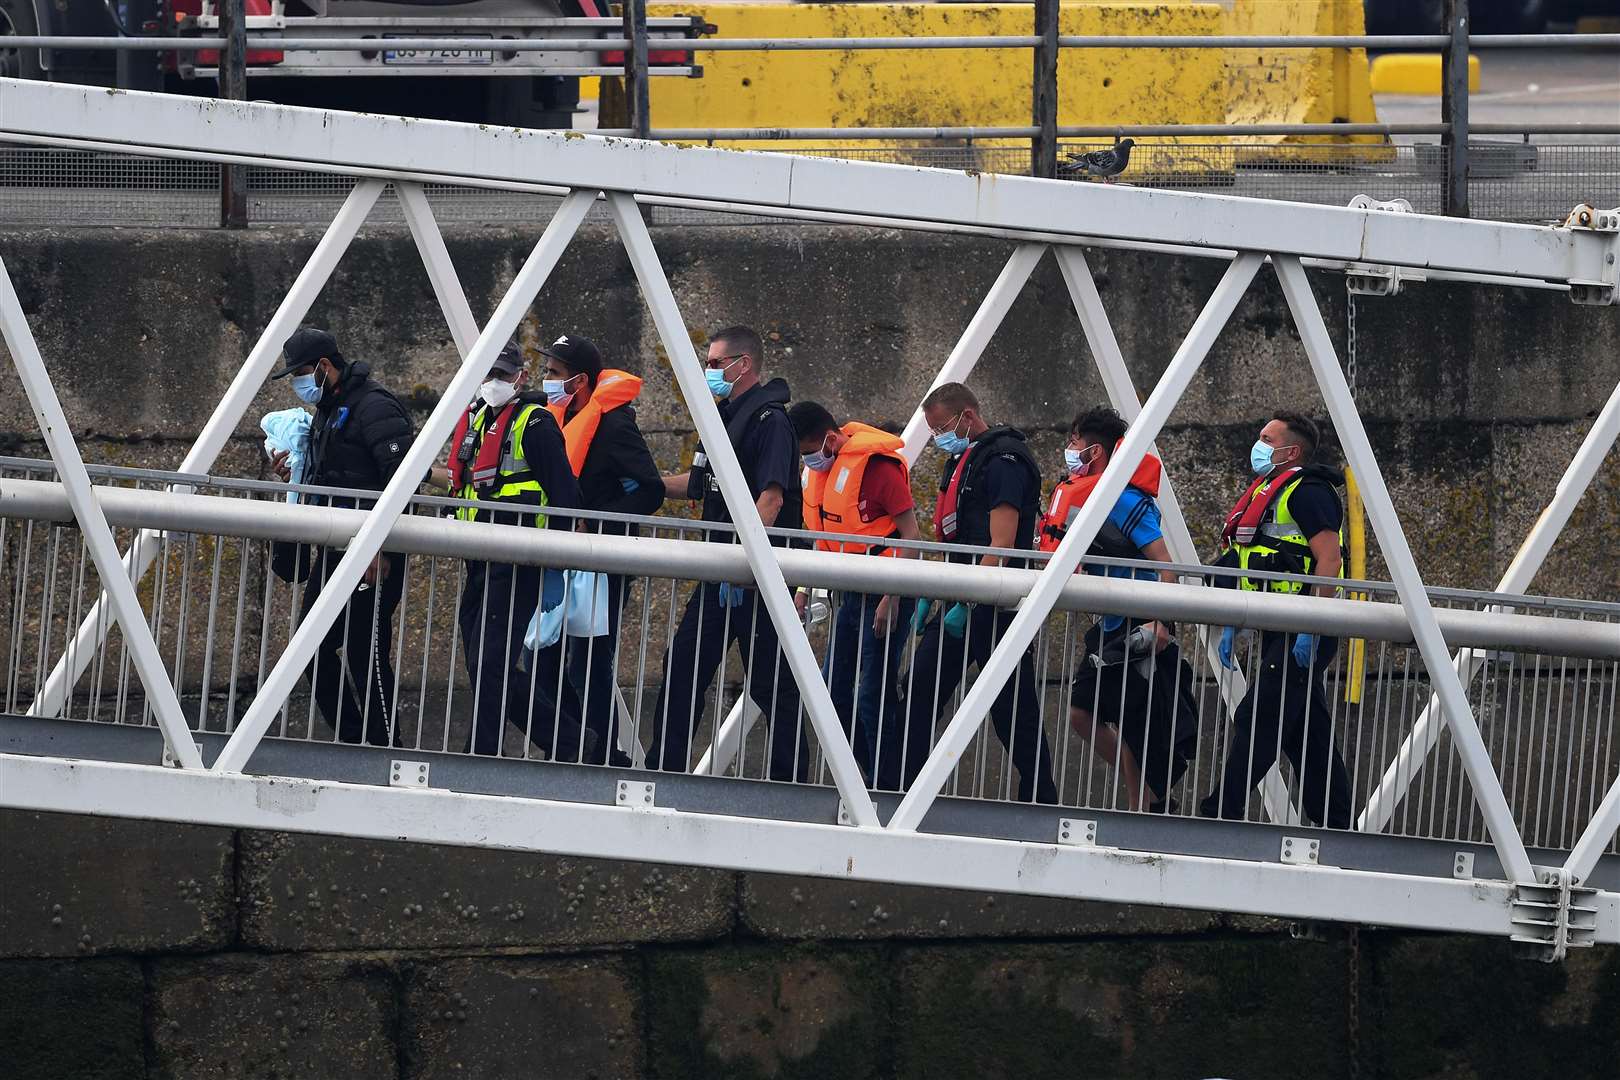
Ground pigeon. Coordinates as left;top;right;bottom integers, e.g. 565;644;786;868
1059;137;1134;183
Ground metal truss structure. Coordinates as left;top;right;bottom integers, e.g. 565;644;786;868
1;80;1617;958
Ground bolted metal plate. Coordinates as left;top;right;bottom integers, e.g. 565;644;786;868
617;779;656;808
390;760;429;788
1057;818;1097;847
1453;852;1475;879
1281;835;1320;866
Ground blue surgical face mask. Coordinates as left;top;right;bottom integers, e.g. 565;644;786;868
291;371;322;405
804;449;835;473
932;430;969;456
1250;439;1296;476
705;367;734;399
542;378;574;406
705;355;745;399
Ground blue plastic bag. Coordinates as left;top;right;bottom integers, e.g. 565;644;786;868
260;408;312;503
524;570;611;651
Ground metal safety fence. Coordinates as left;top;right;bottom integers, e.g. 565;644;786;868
3;140;1616;227
3;457;1615;859
6;14;1618;224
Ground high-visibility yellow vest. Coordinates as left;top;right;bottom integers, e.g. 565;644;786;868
1223;473;1345;594
454;401;551;527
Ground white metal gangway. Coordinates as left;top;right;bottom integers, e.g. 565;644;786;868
1;79;1617;960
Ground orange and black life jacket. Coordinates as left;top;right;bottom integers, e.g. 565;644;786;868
1038;447;1163;557
548;369;642;477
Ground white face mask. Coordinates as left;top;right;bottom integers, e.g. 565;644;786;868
480;378;517;408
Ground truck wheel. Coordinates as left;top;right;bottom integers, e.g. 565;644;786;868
1;0;44;80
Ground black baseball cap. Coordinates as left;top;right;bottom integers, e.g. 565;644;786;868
273;327;341;379
539;333;602;380
489;342;526;378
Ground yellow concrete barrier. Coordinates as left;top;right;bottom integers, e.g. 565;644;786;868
1223;0;1381;145
1369;53;1481;96
600;1;1384;165
619;2;1229;151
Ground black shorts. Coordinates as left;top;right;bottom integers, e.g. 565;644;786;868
1070;621;1201;796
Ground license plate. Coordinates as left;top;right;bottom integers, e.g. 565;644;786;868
382;37;494;66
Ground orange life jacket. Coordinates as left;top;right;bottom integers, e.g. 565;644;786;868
548;369;643;477
802;421;910;555
1038;447;1162;553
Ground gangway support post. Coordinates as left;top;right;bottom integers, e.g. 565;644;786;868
889;252;1265;833
1359;377;1620;834
1053;245;1299;825
26;180;388;721
606;191;880;826
1274;254;1534;883
211;189;601;775
0;256;205;769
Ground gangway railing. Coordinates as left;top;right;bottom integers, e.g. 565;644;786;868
1;80;1616;958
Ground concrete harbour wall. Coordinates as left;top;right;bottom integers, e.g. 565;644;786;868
2;809;1618;1080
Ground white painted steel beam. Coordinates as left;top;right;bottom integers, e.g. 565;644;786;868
8;753;1616;942
0;257;205;769
605;192;880;826
1052;245;1300;826
889;253;1266;833
1566;776;1620;886
696;240;1044;783
396;182;482;356
211;189;599;775
1273;255;1537;884
2;80;1614;288
897;243;1048;461
1358;379;1620;835
25;179;387;720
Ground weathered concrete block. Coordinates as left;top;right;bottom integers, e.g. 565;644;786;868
1363;934;1620;1080
894;939;1350;1080
237;830;735;951
0;958;146;1080
403;955;640;1080
150;954;398;1079
741;873;1220;941
0;810;235;958
646;944;889;1080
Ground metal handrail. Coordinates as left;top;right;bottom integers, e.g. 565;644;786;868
3;475;1615;658
10;33;1620;51
631;123;1620;140
5;454;1619;616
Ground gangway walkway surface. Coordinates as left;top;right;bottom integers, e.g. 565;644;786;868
0;79;1616;961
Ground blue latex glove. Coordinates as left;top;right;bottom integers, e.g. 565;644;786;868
1291;633;1316;669
1217;626;1236;670
912;598;932;636
540;568;566;613
717;582;748;608
942;602;971;639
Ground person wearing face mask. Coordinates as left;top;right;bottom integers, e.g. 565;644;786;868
1046;407;1199;813
539;333;661;766
440;342;593;762
788;401;922;790
650;325;810;781
893;382;1057;805
266;327;415;748
1200;412;1353;829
